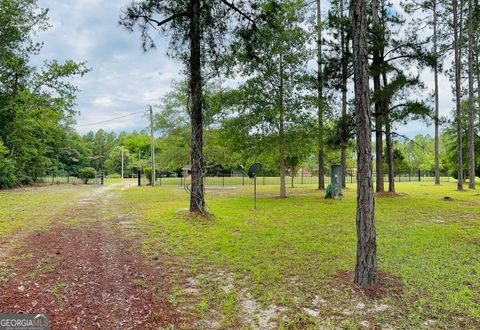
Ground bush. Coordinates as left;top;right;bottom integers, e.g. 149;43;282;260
78;167;96;184
0;143;17;188
108;173;121;179
144;168;159;185
0;159;17;188
19;176;33;186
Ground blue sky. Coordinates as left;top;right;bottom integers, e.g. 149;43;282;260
35;0;181;134
33;0;452;138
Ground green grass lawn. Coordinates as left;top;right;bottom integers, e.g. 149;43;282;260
0;185;92;239
119;182;480;329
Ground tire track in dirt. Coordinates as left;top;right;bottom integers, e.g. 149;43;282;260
0;183;191;329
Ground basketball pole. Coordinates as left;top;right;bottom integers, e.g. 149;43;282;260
254;174;257;209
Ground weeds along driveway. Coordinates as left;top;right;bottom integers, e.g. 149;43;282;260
0;182;192;329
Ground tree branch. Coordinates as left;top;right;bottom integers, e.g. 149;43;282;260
220;0;255;24
134;11;189;27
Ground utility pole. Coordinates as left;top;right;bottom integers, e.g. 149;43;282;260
121;146;124;180
316;0;325;191
149;105;156;187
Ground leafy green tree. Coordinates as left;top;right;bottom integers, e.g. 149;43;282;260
124;132;151;161
120;0;257;213
83;129;116;170
79;167;96;184
396;135;436;172
443;101;480;178
369;0;434;193
58;131;91;175
0;0;88;186
324;0;352;188
105;146;130;176
154;82;241;172
225;0;312;198
403;0;448;185
0;140;16;188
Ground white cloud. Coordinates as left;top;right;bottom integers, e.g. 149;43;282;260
92;97;117;107
33;0;458;138
35;0;182;135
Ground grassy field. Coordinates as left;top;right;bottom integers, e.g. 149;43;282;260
1;181;478;328
0;185;93;239
118;181;479;329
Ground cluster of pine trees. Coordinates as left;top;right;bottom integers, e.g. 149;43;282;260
1;0;478;199
121;0;479;212
121;0;479;287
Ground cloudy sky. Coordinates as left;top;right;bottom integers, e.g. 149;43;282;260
34;0;454;137
34;0;180;135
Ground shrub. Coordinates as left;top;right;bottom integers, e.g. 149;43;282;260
0;142;17;188
144;168;159;185
108;173;121;179
0;159;17;188
19;176;33;185
78;167;96;184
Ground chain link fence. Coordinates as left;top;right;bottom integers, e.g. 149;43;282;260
38;170;102;186
151;170;451;187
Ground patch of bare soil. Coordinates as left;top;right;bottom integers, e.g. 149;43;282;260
336;270;404;300
375;191;406;198
456;200;480;206
0;185;192;329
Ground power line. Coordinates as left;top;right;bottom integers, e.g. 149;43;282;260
75;111;146;128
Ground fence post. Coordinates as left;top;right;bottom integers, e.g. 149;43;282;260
263;175;265;185
418;170;421;182
301;169;304;185
138;170;141;186
223;175;225;187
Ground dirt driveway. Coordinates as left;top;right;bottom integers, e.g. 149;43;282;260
0;183;190;329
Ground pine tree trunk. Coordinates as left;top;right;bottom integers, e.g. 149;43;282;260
279;57;287;199
279;132;286;198
383;73;395;193
477;34;480;135
351;0;377;288
385;116;395;193
341;142;347;188
467;0;476;189
189;0;205;213
372;0;384;193
374;93;384;193
454;0;464;191
317;0;325;190
340;0;347;189
433;0;441;185
478;50;480;136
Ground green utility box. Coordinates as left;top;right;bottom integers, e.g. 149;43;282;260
331;165;342;197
